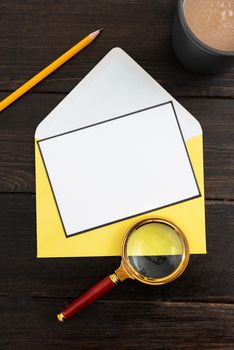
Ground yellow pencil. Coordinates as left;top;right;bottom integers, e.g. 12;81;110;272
0;29;103;112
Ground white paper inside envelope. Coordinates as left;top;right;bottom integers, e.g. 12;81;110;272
38;101;200;237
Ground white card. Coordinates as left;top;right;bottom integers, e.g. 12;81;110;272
38;102;200;236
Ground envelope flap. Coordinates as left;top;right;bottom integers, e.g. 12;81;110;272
35;48;201;141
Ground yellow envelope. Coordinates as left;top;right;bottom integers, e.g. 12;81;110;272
35;48;206;257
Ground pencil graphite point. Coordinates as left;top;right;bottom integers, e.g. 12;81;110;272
90;28;104;39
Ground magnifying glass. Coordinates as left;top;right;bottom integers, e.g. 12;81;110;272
57;218;189;322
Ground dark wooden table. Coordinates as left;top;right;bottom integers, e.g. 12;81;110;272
0;1;234;349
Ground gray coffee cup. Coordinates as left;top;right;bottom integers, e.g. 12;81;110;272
172;0;234;74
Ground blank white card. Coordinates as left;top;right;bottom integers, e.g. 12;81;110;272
38;102;200;236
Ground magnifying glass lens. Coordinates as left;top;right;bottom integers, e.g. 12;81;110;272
126;222;184;279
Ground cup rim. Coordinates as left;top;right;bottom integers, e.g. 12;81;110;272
178;0;234;57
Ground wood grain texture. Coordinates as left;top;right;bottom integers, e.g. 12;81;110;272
0;0;234;348
0;93;233;198
0;0;234;98
1;297;233;350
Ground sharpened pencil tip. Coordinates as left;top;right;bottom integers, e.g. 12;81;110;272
89;28;104;39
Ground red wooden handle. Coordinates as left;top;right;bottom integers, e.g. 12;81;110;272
58;275;118;321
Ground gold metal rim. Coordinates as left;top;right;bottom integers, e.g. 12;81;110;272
57;312;65;323
109;273;120;285
121;218;190;285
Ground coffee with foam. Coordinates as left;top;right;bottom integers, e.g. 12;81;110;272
184;0;234;51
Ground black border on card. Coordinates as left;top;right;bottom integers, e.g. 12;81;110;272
37;101;201;238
